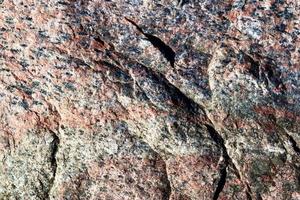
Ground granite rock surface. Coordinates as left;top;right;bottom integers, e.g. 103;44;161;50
0;0;299;199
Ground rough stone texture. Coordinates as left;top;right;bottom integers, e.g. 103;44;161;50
0;0;299;199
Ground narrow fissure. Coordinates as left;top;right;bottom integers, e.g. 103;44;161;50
287;134;300;154
163;167;172;200
125;17;176;68
213;166;227;200
205;124;255;199
205;124;229;200
50;132;59;178
205;124;230;160
47;131;60;199
246;184;253;200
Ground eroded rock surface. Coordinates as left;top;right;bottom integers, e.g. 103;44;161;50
0;0;299;199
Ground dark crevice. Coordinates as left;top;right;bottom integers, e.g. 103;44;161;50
205;125;230;160
287;134;300;154
246;184;253;200
177;0;189;7
47;131;60;199
50;132;59;177
162;166;172;200
205;124;229;200
125;17;176;68
205;124;255;200
213;166;227;200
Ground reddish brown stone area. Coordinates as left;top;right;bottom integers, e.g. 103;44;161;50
0;0;299;199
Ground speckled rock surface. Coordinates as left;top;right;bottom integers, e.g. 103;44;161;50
0;0;299;199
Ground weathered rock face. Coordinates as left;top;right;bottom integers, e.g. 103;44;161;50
0;0;299;199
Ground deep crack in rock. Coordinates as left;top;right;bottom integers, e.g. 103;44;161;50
213;166;227;200
246;184;253;200
125;17;176;68
162;162;172;200
205;124;229;200
287;134;300;155
47;131;60;199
